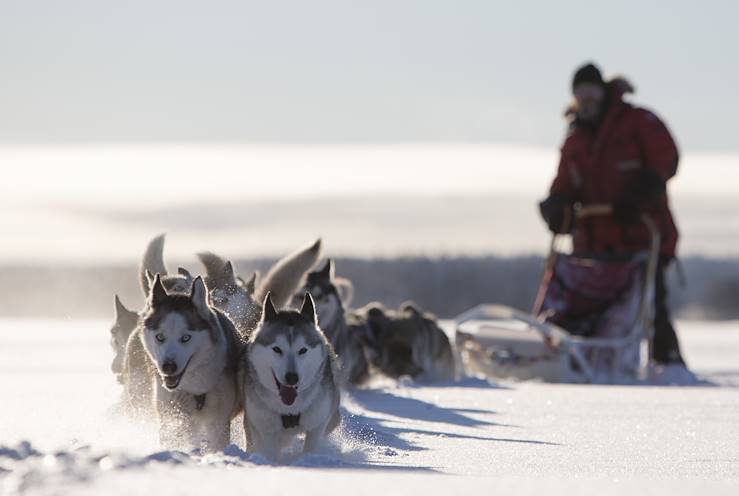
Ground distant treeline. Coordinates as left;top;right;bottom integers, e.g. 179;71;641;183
0;256;737;320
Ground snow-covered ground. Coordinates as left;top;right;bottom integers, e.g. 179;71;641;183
1;318;738;495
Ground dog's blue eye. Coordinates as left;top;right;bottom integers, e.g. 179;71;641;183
155;333;165;343
272;346;282;355
298;347;308;355
181;335;191;343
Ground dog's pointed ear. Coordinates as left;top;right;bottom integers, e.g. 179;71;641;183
177;267;192;280
335;277;354;307
400;301;422;318
148;274;167;307
300;292;317;324
222;261;236;285
114;294;127;319
262;292;278;322
245;271;258;295
364;304;390;339
190;276;210;315
318;259;334;280
145;269;155;289
114;295;137;323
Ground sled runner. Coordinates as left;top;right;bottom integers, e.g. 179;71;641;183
454;205;660;383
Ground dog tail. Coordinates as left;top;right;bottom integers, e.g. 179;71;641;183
139;233;168;296
255;238;322;309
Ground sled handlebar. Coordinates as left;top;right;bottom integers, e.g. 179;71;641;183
570;203;659;255
573;204;658;240
573;204;612;219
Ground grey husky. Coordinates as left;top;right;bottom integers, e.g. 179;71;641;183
195;251;261;332
360;302;455;382
110;295;139;383
241;293;340;461
139;274;243;452
294;260;370;386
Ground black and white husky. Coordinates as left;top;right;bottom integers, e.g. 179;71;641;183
139;274;243;452
241;293;340;461
294;260;370;385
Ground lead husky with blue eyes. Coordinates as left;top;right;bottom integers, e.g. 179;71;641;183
241;292;340;461
139;274;243;452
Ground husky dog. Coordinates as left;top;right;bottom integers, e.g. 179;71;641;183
117;267;199;417
361;302;455;381
294;260;369;385
196;238;323;330
117;235;203;415
241;293;340;461
198;251;257;296
109;295;139;383
197;251;261;332
139;274;242;452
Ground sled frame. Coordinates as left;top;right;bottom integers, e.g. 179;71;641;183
454;205;660;384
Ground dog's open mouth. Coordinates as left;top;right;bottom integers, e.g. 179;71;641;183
272;371;298;406
161;357;193;391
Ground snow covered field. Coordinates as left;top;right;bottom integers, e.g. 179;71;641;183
1;318;738;495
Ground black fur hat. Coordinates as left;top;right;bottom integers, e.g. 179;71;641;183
572;62;604;92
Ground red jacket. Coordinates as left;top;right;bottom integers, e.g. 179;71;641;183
549;79;679;257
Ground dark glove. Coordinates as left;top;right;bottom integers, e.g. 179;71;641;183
612;198;640;225
539;194;572;233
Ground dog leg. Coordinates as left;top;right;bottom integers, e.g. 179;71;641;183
207;424;230;453
253;429;280;461
243;417;257;453
197;418;230;453
244;419;278;460
303;422;328;454
160;413;191;450
155;388;193;450
326;408;341;434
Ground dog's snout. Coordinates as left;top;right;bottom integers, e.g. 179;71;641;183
162;361;177;375
284;372;299;386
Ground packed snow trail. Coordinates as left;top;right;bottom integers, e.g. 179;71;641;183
1;319;738;495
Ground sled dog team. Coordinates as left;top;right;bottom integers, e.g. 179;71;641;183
110;235;454;460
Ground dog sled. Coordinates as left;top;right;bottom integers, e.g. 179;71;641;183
454;204;660;384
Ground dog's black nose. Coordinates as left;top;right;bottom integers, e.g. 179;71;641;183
284;372;299;386
162;361;177;375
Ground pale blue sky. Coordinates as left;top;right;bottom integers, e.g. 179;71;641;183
1;0;737;150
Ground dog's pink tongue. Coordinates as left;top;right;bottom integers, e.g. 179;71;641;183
279;384;297;406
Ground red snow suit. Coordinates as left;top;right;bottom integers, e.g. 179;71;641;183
549;79;680;257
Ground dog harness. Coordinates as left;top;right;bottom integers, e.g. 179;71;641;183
281;413;300;429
